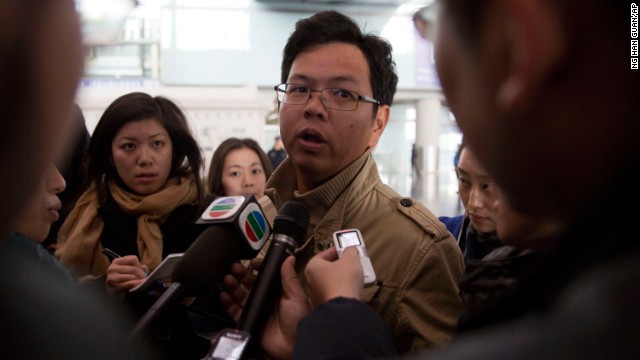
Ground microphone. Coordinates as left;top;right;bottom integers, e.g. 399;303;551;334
126;195;270;342
237;201;310;347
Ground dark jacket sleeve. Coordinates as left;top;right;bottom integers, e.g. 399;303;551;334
293;297;398;359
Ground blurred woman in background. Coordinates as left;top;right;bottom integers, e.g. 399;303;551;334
207;137;272;198
439;140;502;263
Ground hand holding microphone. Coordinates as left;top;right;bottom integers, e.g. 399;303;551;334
236;201;310;335
220;260;262;323
217;254;310;360
211;201;310;359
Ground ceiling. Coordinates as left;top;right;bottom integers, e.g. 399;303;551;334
256;0;410;4
254;0;432;13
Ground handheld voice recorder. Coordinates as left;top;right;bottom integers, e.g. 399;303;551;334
332;229;376;286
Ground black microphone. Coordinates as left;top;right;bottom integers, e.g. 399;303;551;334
237;201;310;346
126;195;270;342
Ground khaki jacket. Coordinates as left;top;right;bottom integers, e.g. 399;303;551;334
260;151;464;354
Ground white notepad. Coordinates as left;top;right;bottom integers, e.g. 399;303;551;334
129;253;184;293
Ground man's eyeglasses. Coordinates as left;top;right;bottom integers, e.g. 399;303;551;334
274;83;380;111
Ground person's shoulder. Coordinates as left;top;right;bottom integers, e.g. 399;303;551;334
396;198;453;241
432;253;640;360
258;194;278;225
0;244;153;359
371;184;452;241
438;215;464;237
2;232;75;284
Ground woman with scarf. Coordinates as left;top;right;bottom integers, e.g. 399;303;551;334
54;92;218;358
56;92;205;289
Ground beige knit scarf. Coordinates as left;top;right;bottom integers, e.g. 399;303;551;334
55;176;198;282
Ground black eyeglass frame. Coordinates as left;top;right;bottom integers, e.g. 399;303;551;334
274;83;380;111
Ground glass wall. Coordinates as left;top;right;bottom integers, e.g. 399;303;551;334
82;0;438;88
77;0;462;216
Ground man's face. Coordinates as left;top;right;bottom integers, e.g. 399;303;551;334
0;0;83;230
279;42;388;192
434;2;521;210
434;0;594;222
434;4;500;170
11;163;66;242
494;186;561;251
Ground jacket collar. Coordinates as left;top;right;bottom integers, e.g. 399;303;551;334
265;149;373;227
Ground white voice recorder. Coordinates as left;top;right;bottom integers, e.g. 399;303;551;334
332;229;377;286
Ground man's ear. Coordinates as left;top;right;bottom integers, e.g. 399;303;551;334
368;105;390;148
496;0;566;114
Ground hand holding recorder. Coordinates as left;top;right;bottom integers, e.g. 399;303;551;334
332;229;377;286
304;246;365;307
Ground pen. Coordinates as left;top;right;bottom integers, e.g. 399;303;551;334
102;248;149;276
102;248;121;261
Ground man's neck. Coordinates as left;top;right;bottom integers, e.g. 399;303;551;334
296;176;320;194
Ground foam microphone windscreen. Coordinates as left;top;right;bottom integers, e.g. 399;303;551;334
272;201;310;240
171;225;244;296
